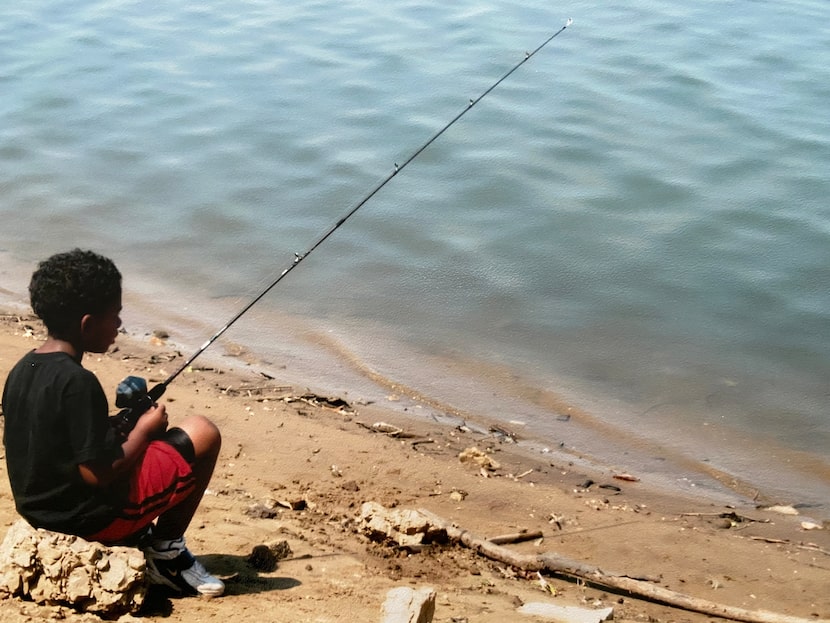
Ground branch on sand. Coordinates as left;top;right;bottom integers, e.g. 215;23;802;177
416;509;827;623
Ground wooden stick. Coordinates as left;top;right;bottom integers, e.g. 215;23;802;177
487;530;544;545
746;536;830;556
417;509;827;623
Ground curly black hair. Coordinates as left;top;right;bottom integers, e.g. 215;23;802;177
29;249;122;340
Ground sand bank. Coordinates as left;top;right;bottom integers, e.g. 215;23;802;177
0;311;828;622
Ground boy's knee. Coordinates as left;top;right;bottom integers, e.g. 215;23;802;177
178;415;221;458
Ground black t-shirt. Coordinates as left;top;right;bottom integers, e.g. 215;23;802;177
1;351;126;536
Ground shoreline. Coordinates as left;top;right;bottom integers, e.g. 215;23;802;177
3;262;827;520
0;310;829;621
113;308;765;514
115;293;830;521
3;244;829;519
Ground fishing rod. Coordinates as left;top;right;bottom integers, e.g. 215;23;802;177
114;18;573;431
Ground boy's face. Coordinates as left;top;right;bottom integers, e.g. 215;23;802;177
82;298;122;354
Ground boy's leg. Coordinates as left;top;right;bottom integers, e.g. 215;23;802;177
153;415;221;540
144;415;224;597
143;536;225;597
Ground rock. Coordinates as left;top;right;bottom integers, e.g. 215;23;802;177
247;540;293;572
244;503;280;519
0;519;146;616
517;602;614;623
458;447;500;471
380;586;436;623
801;521;823;530
760;504;799;515
359;502;447;547
449;490;466;502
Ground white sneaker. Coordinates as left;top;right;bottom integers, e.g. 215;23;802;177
143;537;225;597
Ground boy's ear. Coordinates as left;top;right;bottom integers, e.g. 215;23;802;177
79;313;96;337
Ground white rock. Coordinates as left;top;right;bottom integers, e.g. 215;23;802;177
801;521;823;530
380;586;436;623
517;602;614;623
763;505;799;515
360;502;446;547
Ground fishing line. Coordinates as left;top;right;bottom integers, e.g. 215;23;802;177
118;18;573;419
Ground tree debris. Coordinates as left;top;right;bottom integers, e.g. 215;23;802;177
612;473;639;482
283;393;356;415
355;421;419;438
488;530;544;545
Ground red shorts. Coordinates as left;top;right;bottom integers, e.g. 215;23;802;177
87;440;196;545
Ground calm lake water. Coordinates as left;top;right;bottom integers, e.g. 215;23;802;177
1;1;829;515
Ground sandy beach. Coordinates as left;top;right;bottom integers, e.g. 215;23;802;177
0;310;828;622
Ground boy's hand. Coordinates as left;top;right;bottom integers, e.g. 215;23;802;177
136;403;169;438
82;403;169;487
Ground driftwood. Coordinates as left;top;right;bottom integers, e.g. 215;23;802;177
487;530;543;545
417;509;827;623
746;536;830;557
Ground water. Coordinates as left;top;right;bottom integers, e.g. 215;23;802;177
2;1;829;515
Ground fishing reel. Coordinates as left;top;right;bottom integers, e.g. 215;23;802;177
110;375;166;439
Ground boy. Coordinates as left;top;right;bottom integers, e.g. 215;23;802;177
1;249;224;597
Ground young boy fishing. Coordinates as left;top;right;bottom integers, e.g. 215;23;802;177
1;249;225;597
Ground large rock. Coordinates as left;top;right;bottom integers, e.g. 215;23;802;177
0;519;146;616
359;502;447;547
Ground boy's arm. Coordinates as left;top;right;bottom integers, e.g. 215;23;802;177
78;403;169;488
